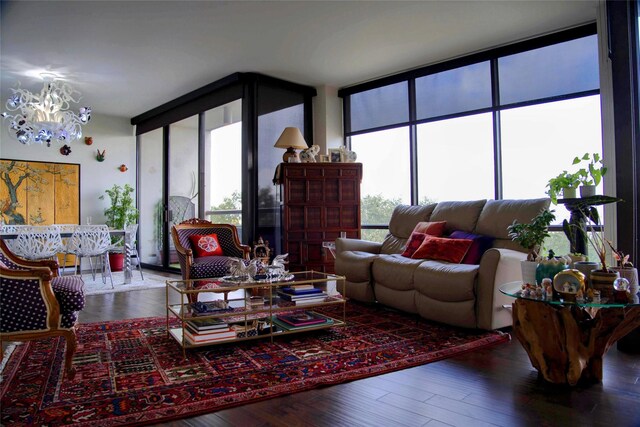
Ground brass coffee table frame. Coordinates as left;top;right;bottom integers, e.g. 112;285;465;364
166;271;346;357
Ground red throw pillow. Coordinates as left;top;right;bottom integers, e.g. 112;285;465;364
401;232;427;258
411;235;473;263
189;234;223;257
412;221;446;237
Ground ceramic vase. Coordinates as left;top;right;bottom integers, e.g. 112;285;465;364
574;261;599;288
590;270;619;300
521;260;538;285
562;187;577;199
535;260;568;286
580;184;596;198
611;267;639;292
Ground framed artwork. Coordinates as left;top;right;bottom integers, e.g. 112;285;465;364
318;154;329;163
0;159;80;225
328;149;343;163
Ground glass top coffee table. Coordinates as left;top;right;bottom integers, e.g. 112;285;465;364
500;281;640;386
166;271;347;357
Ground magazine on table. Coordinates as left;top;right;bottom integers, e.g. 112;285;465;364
276;311;331;326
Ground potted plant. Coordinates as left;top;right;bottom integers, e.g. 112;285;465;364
606;241;638;292
99;184;139;271
546;170;580;204
573;152;607;198
507;209;556;284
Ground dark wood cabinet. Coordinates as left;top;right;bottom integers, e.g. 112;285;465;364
279;162;362;273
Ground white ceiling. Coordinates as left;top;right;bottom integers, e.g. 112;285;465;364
1;0;597;120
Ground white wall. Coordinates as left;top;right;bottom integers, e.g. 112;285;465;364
0;113;136;225
313;85;344;154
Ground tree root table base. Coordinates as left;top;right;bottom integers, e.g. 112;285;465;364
512;298;640;386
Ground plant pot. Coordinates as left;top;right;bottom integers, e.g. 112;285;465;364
535;259;568;285
562;187;577;199
574;261;598;288
109;252;125;272
579;184;596;198
611;267;639;292
567;253;586;268
521;260;538;285
590;269;619;301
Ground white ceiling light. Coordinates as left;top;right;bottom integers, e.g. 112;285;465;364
1;74;91;146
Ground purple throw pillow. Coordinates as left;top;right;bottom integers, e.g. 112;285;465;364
449;230;494;265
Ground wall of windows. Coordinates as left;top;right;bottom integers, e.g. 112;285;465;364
339;25;602;254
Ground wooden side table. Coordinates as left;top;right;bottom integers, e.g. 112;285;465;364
500;281;640;386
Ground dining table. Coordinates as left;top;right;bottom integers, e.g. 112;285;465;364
0;226;135;285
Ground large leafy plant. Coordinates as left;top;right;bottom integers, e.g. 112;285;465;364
100;184;139;232
573;152;607;186
507;209;556;261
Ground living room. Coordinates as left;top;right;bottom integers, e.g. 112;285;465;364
1;1;639;425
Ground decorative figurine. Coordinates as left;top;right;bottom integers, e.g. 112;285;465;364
252;236;271;263
59;144;72;156
96;149;105;162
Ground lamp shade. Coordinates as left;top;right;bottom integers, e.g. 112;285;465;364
274;127;308;150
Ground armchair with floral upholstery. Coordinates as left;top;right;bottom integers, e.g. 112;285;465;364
0;239;85;378
170;219;250;281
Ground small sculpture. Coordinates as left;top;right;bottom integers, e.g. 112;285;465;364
271;253;289;270
339;145;357;162
300;145;321;163
59;144;72;156
85;136;93;146
96;149;105;162
119;164;128;172
228;258;261;278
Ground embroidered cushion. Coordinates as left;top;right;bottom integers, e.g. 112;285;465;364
411;235;473;264
189;234;224;257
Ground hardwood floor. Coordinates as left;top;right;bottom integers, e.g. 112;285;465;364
71;272;640;427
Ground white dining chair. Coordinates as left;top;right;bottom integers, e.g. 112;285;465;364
12;225;64;261
65;225;113;287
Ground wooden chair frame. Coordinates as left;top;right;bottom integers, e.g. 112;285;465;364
0;240;78;379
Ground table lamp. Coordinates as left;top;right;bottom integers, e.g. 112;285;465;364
274;127;308;163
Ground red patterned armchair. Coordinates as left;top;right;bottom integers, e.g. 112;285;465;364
0;240;85;378
171;219;250;281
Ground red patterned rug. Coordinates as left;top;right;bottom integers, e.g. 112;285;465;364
0;302;509;426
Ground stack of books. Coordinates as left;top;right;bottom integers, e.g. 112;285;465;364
183;317;236;344
277;284;328;306
190;300;233;316
272;311;334;331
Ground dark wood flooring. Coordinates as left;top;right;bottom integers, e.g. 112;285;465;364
15;270;640;426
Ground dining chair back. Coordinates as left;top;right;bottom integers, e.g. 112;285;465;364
65;225;113;287
13;225;64;261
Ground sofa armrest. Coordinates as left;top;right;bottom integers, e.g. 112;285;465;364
476;248;527;330
335;238;382;255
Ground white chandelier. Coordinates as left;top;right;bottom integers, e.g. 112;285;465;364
2;76;91;146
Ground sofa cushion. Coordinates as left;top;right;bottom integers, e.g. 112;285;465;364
449;230;494;265
387;204;437;240
430;200;487;233
190;256;233;278
413;260;479;302
335;250;378;283
413;221;447;236
474;198;550;252
411;235;473;264
372;255;423;291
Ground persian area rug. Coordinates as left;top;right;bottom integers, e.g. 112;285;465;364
0;302;509;426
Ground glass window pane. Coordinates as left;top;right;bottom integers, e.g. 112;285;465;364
501;95;603;224
416;62;492;120
417;113;495;203
499;35;599;105
204;100;242;228
351;127;411;226
139;128;164;266
350;82;409;132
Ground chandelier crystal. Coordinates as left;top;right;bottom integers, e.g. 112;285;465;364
2;76;91;146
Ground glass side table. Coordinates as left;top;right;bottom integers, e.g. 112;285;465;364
500;281;640;386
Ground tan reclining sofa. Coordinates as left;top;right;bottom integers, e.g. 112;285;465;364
335;198;550;330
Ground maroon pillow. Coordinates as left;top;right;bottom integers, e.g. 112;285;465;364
449;230;495;264
412;221;447;236
411;235;473;263
401;232;427;258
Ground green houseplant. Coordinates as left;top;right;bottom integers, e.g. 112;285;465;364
573;152;607;197
99;184;139;270
507;209;556;285
546;170;580;204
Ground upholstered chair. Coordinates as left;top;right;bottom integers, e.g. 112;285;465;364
171;219;250;281
0;240;85;378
